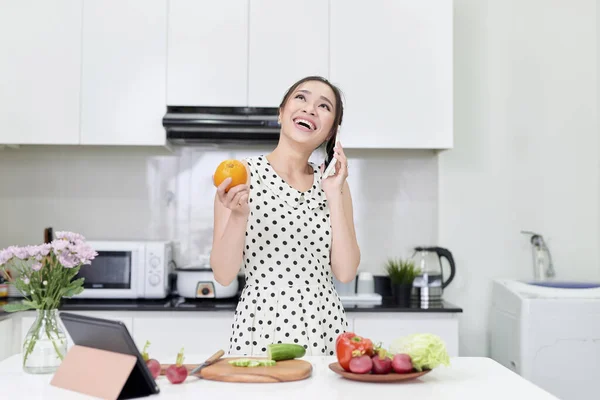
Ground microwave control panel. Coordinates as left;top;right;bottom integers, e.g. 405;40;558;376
144;241;172;298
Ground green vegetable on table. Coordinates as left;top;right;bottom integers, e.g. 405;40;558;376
267;343;306;361
227;343;306;367
388;333;451;372
228;358;276;367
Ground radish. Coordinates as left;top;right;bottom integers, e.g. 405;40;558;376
371;354;393;374
349;355;373;374
141;340;161;379
166;348;188;384
392;353;413;374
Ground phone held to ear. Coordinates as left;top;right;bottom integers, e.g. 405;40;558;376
323;147;337;178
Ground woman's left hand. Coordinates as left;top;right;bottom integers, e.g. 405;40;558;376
321;141;349;201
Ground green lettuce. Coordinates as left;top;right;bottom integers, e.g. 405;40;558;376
389;333;451;371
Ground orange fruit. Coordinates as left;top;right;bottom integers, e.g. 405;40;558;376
213;159;247;192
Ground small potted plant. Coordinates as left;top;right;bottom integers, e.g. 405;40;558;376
385;258;420;306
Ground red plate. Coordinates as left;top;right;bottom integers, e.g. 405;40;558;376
328;362;431;382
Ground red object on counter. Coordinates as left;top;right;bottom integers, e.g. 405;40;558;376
336;332;374;372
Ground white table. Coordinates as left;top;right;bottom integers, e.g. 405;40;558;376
0;354;559;399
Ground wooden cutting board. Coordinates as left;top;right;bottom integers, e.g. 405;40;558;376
160;357;312;383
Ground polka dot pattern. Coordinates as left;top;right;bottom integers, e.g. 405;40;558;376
228;155;348;356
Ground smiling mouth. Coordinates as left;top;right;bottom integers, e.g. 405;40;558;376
293;118;316;131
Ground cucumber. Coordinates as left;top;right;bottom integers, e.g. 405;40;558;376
247;360;262;367
228;358;251;367
228;358;276;367
266;343;306;361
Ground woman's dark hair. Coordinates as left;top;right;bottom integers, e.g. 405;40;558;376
278;76;344;156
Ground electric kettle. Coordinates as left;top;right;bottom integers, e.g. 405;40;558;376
410;246;456;307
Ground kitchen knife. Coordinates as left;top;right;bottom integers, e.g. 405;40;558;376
190;349;225;376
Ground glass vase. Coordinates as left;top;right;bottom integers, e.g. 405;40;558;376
22;309;68;374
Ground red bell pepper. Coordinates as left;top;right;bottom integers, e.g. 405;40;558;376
335;332;374;371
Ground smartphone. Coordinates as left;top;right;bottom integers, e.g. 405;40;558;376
323;146;337;178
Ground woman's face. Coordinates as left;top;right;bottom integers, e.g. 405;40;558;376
279;80;336;148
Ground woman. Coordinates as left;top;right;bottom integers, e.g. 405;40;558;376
210;76;361;356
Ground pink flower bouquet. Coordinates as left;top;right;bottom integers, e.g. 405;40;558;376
0;231;98;312
0;231;98;372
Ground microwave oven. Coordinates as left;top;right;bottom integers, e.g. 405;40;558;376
72;240;174;299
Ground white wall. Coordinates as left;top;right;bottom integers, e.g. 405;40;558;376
0;145;178;244
440;0;599;357
0;145;439;274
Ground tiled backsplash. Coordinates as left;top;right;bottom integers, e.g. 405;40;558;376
0;144;438;275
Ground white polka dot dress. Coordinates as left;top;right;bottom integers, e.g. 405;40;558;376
228;155;349;356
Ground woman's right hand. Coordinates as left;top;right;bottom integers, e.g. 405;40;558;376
215;177;250;216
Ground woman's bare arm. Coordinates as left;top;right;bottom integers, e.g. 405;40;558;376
209;162;251;286
329;181;361;283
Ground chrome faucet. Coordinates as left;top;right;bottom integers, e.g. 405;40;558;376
521;231;556;280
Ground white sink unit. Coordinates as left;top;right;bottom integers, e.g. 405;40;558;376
490;278;600;400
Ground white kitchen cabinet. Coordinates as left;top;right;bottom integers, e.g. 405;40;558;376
350;312;459;357
247;0;329;107
131;312;235;360
8;309;459;361
0;318;14;361
329;0;453;149
0;0;82;145
80;0;167;146
167;0;248;106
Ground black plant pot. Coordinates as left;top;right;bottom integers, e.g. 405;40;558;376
391;283;413;307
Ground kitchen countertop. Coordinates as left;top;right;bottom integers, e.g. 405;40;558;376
0;295;462;313
0;354;559;399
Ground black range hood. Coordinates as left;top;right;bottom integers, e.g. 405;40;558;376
163;106;281;144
